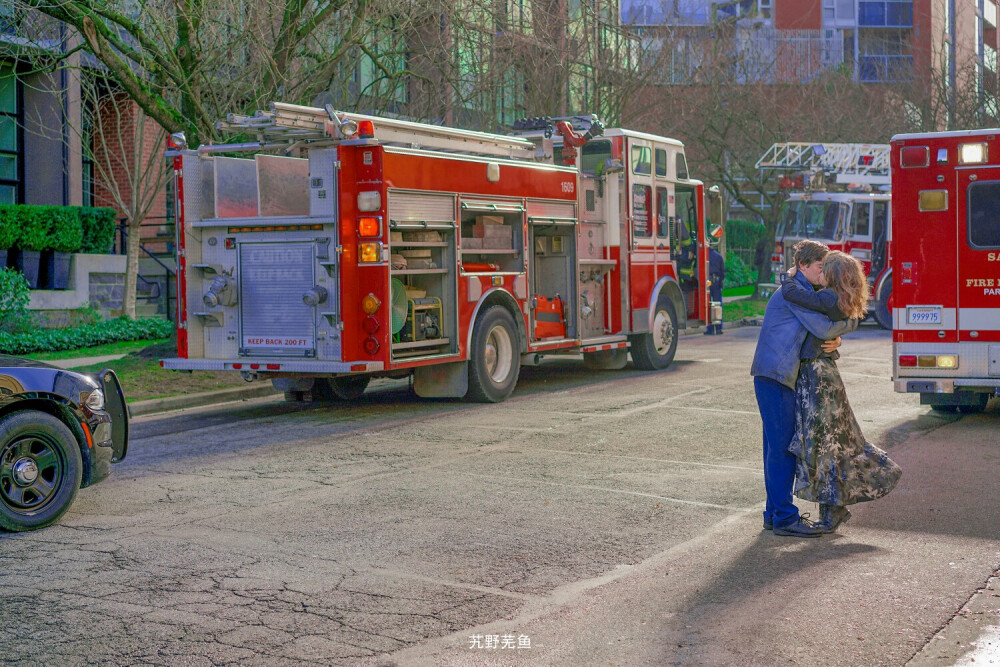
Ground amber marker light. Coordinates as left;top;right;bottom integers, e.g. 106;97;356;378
362;293;381;314
918;190;948;211
359;242;381;263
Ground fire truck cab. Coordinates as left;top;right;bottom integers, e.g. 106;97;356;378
759;143;893;329
162;105;718;403
890;130;1000;412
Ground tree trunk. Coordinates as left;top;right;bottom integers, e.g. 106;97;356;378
123;218;143;319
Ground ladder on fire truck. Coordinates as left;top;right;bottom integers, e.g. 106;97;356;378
214;102;537;160
756;142;891;186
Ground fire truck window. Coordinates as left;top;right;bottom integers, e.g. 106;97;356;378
851;203;871;236
655;149;667;177
968;181;1000;248
676;153;689;180
631;145;651;175
579;140;611;174
633;184;652;238
656;187;668;237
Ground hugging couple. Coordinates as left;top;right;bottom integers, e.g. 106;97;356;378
751;240;902;538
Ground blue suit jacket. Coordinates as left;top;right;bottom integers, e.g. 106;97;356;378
750;270;858;389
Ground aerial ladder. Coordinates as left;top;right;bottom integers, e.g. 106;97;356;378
756;142;891;186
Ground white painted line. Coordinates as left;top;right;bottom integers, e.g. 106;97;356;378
455;472;736;510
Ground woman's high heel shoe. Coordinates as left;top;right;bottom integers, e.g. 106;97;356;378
818;504;852;533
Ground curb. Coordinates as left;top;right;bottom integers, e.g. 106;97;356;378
129;383;280;417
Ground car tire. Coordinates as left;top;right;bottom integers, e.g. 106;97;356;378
0;411;83;532
629;300;678;370
466;306;520;403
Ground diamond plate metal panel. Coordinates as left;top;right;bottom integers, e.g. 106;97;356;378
239;242;316;356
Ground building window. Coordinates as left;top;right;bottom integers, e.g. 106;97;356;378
0;65;21;205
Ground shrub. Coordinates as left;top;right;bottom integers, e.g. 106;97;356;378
0;267;35;334
16;206;51;252
79;207;118;254
725;252;756;288
0;317;174;355
0;205;20;249
724;219;768;254
48;206;84;253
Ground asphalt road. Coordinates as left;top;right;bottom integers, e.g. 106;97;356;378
1;324;997;666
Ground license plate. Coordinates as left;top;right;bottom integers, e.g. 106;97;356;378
906;306;942;325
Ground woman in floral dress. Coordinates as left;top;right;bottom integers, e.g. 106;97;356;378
780;251;902;532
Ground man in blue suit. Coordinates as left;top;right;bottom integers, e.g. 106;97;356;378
750;240;858;537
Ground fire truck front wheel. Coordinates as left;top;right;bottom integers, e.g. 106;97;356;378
629;300;678;371
874;282;892;330
467;306;521;403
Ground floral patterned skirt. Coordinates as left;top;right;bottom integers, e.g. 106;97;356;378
789;357;902;506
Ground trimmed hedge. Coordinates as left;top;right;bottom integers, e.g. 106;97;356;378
0;267;32;332
0;204;117;253
724;252;756;288
0;317;174;355
79;207;118;254
724;219;768;253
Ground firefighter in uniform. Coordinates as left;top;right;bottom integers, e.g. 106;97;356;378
705;246;725;335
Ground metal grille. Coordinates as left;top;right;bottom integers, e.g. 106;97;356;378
239;242;316;356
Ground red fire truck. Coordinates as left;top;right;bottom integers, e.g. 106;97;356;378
161;104;720;402
758;143;894;329
889;129;1000;413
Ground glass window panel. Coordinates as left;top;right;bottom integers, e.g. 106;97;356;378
851;202;871;236
655;148;667;177
675;153;689;179
968;181;1000;248
0;75;14;114
631;145;651;175
0;184;14;204
886;1;911;26
0;117;15;151
0;153;15;180
656;186;669;237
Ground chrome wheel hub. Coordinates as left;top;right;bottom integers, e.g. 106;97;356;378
12;457;39;485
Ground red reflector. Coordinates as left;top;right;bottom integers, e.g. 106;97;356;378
358;216;380;237
250;364;260;370
900;146;929;168
266;364;280;370
363;315;380;334
899;355;917;367
358;120;375;138
363;336;380;355
351;364;366;371
159;360;164;367
233;363;243;369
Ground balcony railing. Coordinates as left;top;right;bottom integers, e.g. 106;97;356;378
859;54;913;82
858;1;913;28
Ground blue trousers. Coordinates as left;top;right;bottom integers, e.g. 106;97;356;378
754;376;800;528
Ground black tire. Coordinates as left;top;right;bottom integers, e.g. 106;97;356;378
629;300;678;370
313;376;371;401
0;411;83;532
466;306;521;403
283;391;306;403
583;348;628;370
874;281;892;330
928;404;959;414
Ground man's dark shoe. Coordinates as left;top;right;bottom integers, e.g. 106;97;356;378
772;515;822;538
763;518;773;530
818;505;852;533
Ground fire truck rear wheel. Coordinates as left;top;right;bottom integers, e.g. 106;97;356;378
283;391;306;403
314;376;371;401
466;306;520;403
874;282;892;330
629;300;678;371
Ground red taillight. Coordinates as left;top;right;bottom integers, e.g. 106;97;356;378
250;364;260;370
266;364;280;370
775;241;784;254
898;355;917;367
900;146;929;168
358;120;375;138
233;363;243;369
364;336;380;355
358;216;381;237
363;315;380;334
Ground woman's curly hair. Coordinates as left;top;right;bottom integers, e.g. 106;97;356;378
822;251;870;319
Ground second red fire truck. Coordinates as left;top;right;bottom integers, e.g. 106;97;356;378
162;104;720;402
890;129;1000;412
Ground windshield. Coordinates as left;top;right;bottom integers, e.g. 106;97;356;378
778;200;845;241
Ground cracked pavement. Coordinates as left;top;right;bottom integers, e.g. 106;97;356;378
1;326;997;665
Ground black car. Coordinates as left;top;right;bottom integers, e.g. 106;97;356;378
0;356;128;531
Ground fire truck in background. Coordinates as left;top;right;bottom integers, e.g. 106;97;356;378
161;103;720;402
889;129;1000;413
757;142;894;329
